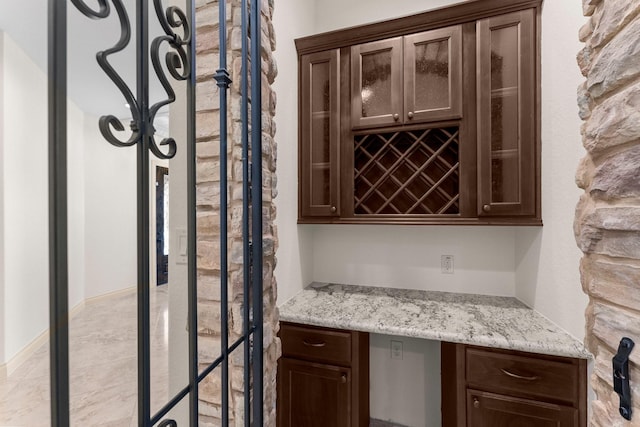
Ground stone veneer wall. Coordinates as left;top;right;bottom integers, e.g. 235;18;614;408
575;0;640;425
194;0;280;425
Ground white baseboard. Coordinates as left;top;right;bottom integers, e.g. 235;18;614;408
0;327;49;381
0;286;135;381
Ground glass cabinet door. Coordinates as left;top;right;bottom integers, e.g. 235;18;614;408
477;9;536;217
404;25;462;123
299;49;340;218
351;38;403;129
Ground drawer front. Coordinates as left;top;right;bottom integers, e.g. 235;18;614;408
280;323;352;366
466;348;579;403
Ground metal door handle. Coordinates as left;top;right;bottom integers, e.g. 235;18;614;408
407;111;414;119
393;113;400;121
473;397;480;408
483;204;491;212
500;368;539;381
341;374;347;383
303;339;326;348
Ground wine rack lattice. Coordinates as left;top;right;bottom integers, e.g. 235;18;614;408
354;127;460;215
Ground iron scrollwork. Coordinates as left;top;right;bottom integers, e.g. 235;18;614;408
70;0;192;159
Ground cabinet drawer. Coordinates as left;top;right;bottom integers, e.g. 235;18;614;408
281;323;352;366
466;348;578;403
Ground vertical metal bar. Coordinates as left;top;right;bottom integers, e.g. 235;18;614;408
137;1;151;426
187;0;199;425
250;0;264;424
48;0;70;425
240;0;251;424
216;0;231;423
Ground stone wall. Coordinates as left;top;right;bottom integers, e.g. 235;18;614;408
194;0;280;425
575;0;640;425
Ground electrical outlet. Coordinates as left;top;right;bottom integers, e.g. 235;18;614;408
390;340;403;360
441;255;454;274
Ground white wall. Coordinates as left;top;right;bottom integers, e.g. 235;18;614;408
0;32;138;365
0;32;6;365
68;101;86;310
83;114;137;299
370;336;441;426
272;0;316;304
514;1;589;340
2;32;51;362
312;225;516;295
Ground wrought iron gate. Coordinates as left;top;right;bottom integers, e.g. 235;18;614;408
48;0;264;425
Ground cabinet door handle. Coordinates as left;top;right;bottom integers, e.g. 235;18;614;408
303;339;326;348
393;113;400;121
482;204;491;212
341;373;347;383
473;397;480;409
500;368;539;381
330;206;337;213
407;111;414;119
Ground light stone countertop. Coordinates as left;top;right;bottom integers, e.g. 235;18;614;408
279;282;592;359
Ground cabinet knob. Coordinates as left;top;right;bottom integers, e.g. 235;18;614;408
473;397;480;409
341;374;347;383
407;111;414;119
483;204;491;213
393;113;400;121
330;206;337;213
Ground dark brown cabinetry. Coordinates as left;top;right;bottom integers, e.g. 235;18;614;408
351;26;462;129
296;0;542;225
442;343;587;427
299;49;341;218
277;322;369;427
477;9;536;217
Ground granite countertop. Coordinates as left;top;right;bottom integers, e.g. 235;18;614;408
279;282;591;359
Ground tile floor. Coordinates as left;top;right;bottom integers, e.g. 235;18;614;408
0;286;172;427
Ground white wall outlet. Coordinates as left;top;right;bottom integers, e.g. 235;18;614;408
390;340;403;360
441;255;454;274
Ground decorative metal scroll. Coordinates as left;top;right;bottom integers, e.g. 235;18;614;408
70;0;191;159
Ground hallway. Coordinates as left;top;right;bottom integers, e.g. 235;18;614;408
0;286;170;426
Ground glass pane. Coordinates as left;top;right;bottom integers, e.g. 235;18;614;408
415;39;450;110
311;115;330;164
311;61;330;113
311;166;330;206
361;50;392;117
490;24;520;203
491;157;519;202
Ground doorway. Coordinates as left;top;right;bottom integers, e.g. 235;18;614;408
156;166;169;286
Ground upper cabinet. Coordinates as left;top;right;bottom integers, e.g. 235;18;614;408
299;49;341;218
477;9;536;217
351;38;403;128
296;0;542;225
351;26;462;129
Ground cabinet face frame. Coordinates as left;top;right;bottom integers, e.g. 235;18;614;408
476;9;537;217
299;49;341;218
351;37;404;129
404;25;463;123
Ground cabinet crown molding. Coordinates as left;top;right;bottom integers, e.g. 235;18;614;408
295;0;542;56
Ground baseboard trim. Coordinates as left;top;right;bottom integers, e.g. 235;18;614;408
84;286;136;305
0;286;136;381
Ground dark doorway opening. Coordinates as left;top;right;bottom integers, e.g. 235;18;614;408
156;166;169;286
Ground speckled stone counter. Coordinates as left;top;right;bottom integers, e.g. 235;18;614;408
279;283;591;359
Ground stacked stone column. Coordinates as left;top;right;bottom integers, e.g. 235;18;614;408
575;1;640;425
194;0;280;425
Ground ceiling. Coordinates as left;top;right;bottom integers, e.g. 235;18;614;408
0;1;175;128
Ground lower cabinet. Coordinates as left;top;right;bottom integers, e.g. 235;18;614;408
442;342;587;427
277;322;369;427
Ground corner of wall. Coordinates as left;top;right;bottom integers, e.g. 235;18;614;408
0;30;6;365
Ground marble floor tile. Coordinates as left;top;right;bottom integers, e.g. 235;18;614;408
0;285;172;426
